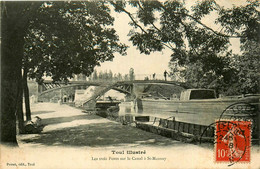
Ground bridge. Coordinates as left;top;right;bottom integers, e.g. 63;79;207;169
38;80;188;108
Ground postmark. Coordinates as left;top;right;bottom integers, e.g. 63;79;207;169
215;120;251;166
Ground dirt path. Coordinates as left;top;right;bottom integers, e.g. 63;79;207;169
7;103;258;169
18;103;183;148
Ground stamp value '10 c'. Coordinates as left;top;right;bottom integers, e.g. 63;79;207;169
215;120;251;164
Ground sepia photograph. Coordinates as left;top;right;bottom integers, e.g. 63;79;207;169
1;0;260;168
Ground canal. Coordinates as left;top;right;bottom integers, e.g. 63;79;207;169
117;101;219;126
97;89;224;126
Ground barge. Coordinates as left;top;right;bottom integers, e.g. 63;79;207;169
135;89;260;126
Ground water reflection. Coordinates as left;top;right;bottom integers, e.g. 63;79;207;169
117;101;219;126
118;102;175;119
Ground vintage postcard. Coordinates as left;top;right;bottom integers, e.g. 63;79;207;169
1;0;260;169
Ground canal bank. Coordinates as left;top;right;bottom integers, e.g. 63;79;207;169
17;103;182;148
9;103;259;169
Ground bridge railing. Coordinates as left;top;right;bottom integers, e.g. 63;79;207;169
134;74;166;80
82;74;170;82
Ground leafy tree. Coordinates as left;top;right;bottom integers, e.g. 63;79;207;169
21;1;127;122
118;73;123;81
117;73;123;81
98;71;103;81
75;74;86;81
129;68;135;81
215;1;259;94
1;1;127;143
103;70;109;81
230;41;260;94
92;70;98;81
124;74;129;81
114;73;123;81
24;1;127;117
108;70;113;80
110;0;259;93
25;1;127;83
1;1;36;144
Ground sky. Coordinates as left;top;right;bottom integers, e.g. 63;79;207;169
96;5;172;77
95;0;247;77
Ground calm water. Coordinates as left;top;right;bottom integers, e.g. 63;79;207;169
118;102;174;118
79;89;242;126
118;101;226;126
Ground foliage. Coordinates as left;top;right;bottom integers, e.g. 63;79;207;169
111;0;259;94
1;1;128;142
92;70;98;80
24;1;127;83
129;68;135;81
88;68;135;82
1;1;35;143
216;1;259;44
230;41;260;94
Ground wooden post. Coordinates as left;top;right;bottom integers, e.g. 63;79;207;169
60;89;63;104
256;99;260;145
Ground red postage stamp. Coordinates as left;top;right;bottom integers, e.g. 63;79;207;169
215;120;251;164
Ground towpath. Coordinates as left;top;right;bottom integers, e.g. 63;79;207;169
1;103;259;169
17;103;182;148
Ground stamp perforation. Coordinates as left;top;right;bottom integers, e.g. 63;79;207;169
213;119;252;166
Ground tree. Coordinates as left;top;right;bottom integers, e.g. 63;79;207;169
98;71;103;81
1;1;127;143
24;1;127;118
103;70;109;81
215;1;259;94
230;41;260;94
23;66;32;121
117;73;123;81
124;74;129;81
110;0;259;93
129;68;135;81
92;70;98;81
114;73;123;81
25;1;127;82
108;70;113;80
1;1;36;144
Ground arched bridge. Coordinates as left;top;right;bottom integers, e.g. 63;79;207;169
39;81;132;96
38;80;188;106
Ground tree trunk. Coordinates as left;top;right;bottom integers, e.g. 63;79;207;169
1;2;28;144
17;69;25;133
23;68;32;121
1;62;20;144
